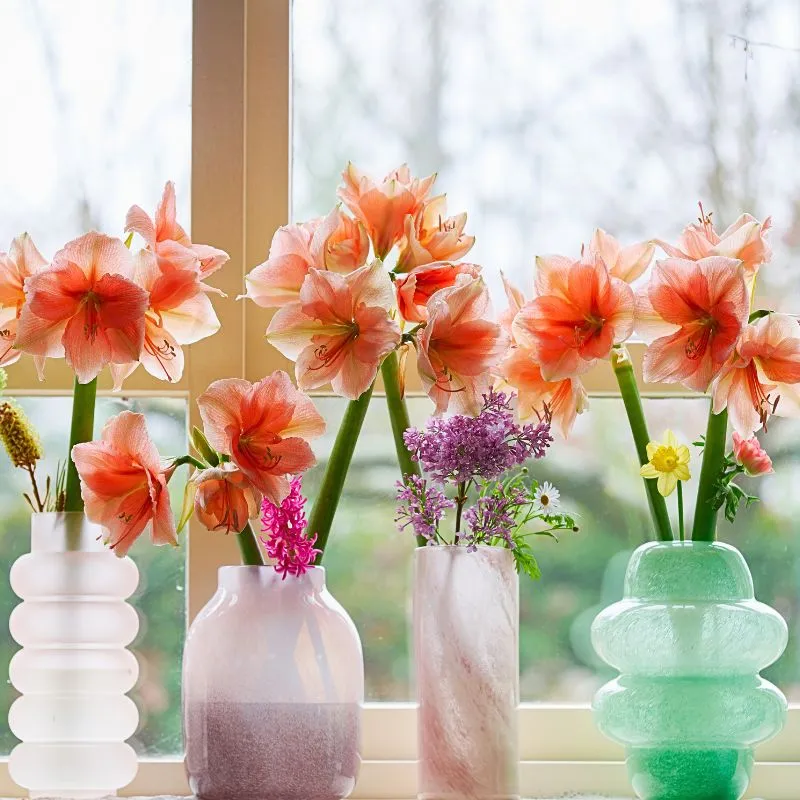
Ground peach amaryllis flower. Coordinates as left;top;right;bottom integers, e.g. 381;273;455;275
337;163;436;259
192;463;262;534
712;313;800;436
496;347;588;437
589;229;655;284
637;256;749;393
417;275;505;415
243;208;369;308
71;411;177;557
15;233;149;384
395;195;475;272
0;233;47;367
110;252;221;387
513;254;636;381
395;261;481;323
267;262;401;400
656;205;772;283
197;371;325;504
126;180;230;279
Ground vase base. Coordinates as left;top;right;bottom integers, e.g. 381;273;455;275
628;746;753;800
419;794;519;800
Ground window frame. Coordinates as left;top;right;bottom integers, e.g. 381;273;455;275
1;1;798;797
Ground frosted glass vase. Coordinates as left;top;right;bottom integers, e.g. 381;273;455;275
8;512;140;798
592;541;788;800
414;545;519;800
183;565;364;800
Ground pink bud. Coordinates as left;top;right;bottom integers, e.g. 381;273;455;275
732;432;774;477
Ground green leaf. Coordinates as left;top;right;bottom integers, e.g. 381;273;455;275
511;538;541;581
749;309;772;323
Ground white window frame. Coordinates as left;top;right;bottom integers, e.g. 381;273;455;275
1;1;798;796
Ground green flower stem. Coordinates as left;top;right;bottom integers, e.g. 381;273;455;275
380;350;427;548
691;407;728;542
309;381;375;564
677;481;685;542
611;347;674;542
236;521;265;566
65;377;98;512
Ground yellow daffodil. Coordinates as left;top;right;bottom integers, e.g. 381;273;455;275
640;429;691;497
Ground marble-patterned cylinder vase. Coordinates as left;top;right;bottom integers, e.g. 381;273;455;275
414;545;519;800
183;565;364;800
592;541;788;800
8;512;140;798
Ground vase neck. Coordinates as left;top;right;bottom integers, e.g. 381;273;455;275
31;512;107;553
218;565;326;595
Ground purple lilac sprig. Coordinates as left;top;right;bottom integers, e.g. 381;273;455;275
395;391;576;580
395;474;454;544
403;390;552;484
260;476;320;578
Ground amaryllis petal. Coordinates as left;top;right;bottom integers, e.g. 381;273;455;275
395;262;481;323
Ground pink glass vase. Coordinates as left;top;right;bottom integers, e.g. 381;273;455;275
183;565;363;800
414;545;520;800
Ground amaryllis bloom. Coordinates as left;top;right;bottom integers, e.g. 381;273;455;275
197;371;325;504
496;346;588;437
267;262;401;400
337;163;435;259
243;208;369;308
15;233;149;383
126;180;230;279
71;411;177;557
395;195;475;271
110;252;221;387
513;254;635;381
417;276;505;415
394;261;481;323
0;233;47;367
731;432;774;476
638;257;749;392
193;463;262;534
656;208;772;282
589;228;655;283
712;313;800;435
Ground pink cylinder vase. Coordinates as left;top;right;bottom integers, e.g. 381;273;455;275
414;545;520;800
183;565;363;800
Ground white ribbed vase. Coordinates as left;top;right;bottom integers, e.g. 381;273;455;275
414;545;520;800
8;512;140;798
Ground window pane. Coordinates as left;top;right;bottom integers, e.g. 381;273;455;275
0;0;191;757
307;396;800;702
0;396;188;756
0;0;191;253
293;0;800;308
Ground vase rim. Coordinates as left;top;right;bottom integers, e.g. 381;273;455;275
217;564;326;591
30;511;108;553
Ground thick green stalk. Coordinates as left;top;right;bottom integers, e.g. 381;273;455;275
380;350;427;547
691;407;728;542
65;377;98;512
611;348;674;542
237;521;265;566
309;381;375;563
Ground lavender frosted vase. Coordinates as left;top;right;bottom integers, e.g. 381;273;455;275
414;545;520;800
183;565;363;800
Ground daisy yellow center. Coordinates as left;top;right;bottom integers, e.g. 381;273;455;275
651;445;680;473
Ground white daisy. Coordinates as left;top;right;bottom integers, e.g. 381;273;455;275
534;481;560;512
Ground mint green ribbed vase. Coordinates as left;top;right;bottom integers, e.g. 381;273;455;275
592;541;788;800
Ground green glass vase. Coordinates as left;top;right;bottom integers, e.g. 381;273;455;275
592;541;788;800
